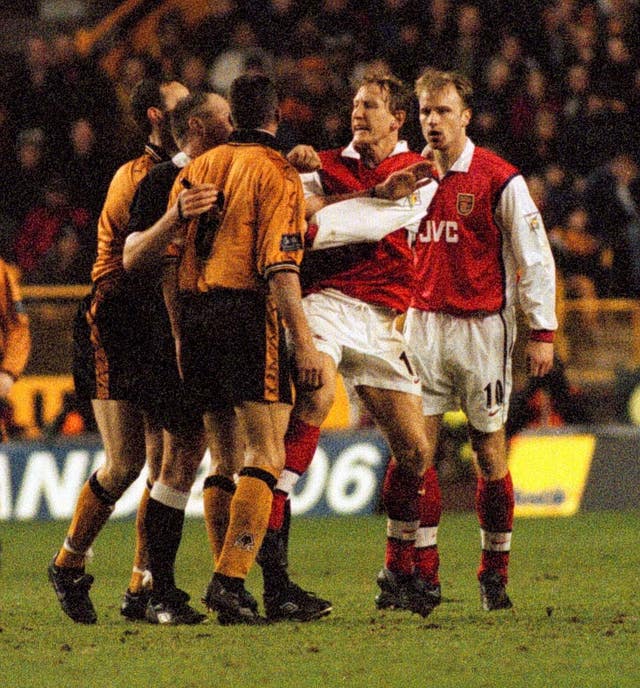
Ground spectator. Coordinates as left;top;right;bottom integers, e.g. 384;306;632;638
597;35;636;107
447;3;490;84
420;0;456;70
64;118;116;226
191;0;241;63
177;53;210;92
248;0;305;57
0;128;50;259
154;9;190;81
542;163;581;230
45;29;119;151
472;56;514;154
506;356;589;438
14;176;92;284
583;151;640;297
208;21;273;94
549;206;608;304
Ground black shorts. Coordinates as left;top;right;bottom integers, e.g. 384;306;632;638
74;273;203;434
179;289;293;411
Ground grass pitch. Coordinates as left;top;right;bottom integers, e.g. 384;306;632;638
1;511;638;688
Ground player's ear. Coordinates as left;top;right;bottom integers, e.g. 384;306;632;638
147;106;163;127
461;107;471;128
391;109;406;131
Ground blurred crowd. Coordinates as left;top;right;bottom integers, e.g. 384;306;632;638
0;0;639;299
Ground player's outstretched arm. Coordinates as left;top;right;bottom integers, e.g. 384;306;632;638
374;160;435;200
123;184;219;271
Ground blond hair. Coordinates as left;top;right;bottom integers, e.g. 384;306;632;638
415;68;473;109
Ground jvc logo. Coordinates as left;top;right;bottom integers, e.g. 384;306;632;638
418;220;459;243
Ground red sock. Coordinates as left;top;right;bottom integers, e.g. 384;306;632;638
267;417;320;531
414;466;441;585
476;472;514;582
382;460;421;575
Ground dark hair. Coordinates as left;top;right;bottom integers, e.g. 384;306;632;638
170;91;209;145
357;73;413;116
130;78;168;136
415;68;474;109
229;74;279;130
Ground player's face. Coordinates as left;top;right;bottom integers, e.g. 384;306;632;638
351;83;401;148
418;83;470;153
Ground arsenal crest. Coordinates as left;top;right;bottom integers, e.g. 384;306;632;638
457;193;475;216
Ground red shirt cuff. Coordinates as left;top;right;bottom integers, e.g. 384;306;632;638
529;329;555;343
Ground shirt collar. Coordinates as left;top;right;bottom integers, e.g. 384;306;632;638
421;137;475;173
342;139;410;160
230;129;281;151
172;151;191;168
144;142;170;163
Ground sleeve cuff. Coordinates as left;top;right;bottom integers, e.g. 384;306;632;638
529;329;555;343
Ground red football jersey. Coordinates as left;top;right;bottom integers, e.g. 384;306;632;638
412;144;519;315
304;143;424;311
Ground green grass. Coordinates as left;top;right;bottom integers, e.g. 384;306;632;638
1;511;638;688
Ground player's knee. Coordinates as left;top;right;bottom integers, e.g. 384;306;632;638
98;462;142;497
393;446;428;477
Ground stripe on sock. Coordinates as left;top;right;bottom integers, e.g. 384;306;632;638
386;518;420;541
415;525;438;549
275;468;300;494
150;482;190;511
480;529;512;552
203;474;236;493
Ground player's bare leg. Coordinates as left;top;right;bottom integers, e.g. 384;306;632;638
203;400;290;625
49;399;147;623
121;415;163;619
358;388;442;618
257;354;336;621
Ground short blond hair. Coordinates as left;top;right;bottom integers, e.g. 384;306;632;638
358;73;413;116
415;68;473;109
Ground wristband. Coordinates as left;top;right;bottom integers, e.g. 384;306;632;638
529;330;554;343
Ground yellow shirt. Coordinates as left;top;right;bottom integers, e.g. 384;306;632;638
91;146;164;283
168;137;306;293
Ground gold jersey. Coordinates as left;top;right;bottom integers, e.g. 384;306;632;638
168;136;306;293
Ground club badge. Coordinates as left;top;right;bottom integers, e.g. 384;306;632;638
457;193;475;216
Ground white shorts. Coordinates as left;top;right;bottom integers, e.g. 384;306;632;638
404;308;516;432
302;289;421;395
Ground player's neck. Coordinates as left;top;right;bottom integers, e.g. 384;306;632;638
355;136;397;169
435;140;465;175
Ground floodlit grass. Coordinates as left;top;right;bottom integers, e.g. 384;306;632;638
1;511;638;688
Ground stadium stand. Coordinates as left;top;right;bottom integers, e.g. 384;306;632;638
0;0;639;434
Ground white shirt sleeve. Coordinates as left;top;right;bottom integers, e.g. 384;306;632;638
308;182;436;250
300;171;324;198
496;175;558;331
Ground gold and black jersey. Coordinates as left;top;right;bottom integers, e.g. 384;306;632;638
91;145;166;283
168;134;306;293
